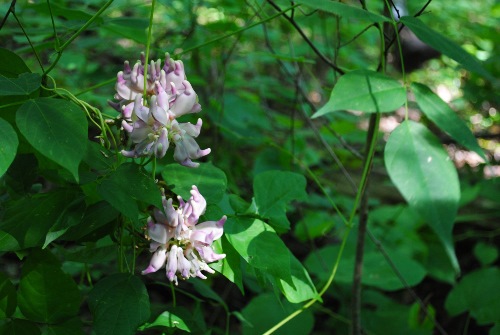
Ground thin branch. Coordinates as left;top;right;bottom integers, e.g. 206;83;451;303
267;0;345;75
0;0;15;29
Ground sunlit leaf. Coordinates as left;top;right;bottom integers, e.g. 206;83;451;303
384;121;460;272
88;273;150;335
294;0;389;23
412;82;486;160
17;249;81;324
16;98;88;182
141;311;191;332
0;118;18;177
225;217;292;285
277;253;319;303
312;70;406;117
400;16;493;81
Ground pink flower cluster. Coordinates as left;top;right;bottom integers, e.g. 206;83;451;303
142;186;226;285
110;53;210;167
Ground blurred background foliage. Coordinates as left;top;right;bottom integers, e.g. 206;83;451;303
1;0;499;334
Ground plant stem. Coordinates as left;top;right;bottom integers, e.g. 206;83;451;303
44;0;114;75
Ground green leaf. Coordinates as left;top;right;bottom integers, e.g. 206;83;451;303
277;253;318;303
17;249;81;324
400;16;493;81
225;217;292;285
88;273;150;335
43;318;85;335
210;236;244;293
0;73;41;96
0;118;18;177
445;267;500;324
162;162;227;203
16;98;88;182
253;170;307;232
294;0;389;23
384;121;460;273
241;293;314;335
0;273;16;318
61;201;119;242
0;190;77;250
412;82;486;160
305;245;426;291
312;70;406;117
141;311;191;332
0;48;30;77
43;197;86;248
0;319;41;335
97;163;162;220
473;242;499;266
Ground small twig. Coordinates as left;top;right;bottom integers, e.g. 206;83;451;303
0;0;15;30
267;0;345;75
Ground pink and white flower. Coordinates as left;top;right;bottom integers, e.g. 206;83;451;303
142;186;226;285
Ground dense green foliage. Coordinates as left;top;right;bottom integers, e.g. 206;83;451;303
0;0;499;334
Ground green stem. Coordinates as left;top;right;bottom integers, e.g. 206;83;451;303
12;12;45;72
44;0;114;75
143;0;156;98
46;0;60;49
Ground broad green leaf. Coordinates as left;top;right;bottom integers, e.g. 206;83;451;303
445;267;500;324
0;190;77;250
162;162;227;203
97;163;162;220
0;48;30;77
16;98;88;182
58;244;117;264
17;249;81;324
384;121;460;272
0;273;16;318
253;170;307;232
43;197;86;248
277;253;318;303
400;16;493;81
241;293;314;335
0;73;41;96
294;0;389;23
362;290;433;335
312;70;406;117
61;201;119;242
210;236;244;293
473;242;499;266
225;217;292;285
88;273;150;335
141;311;191;332
0;118;18;177
305;245;426;291
294;211;336;242
412;82;486;160
43;318;84;335
0;319;41;335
